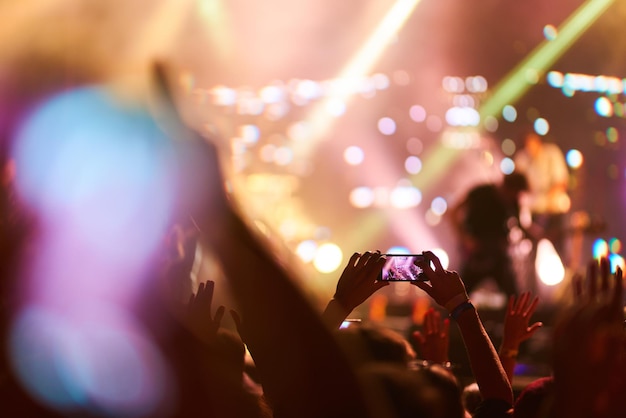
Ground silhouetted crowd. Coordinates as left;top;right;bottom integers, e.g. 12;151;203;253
0;66;624;418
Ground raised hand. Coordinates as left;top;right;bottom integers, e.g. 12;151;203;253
501;292;542;351
551;258;625;418
414;250;513;405
187;280;226;345
413;251;469;313
333;251;389;312
499;292;542;383
322;251;388;329
412;308;450;364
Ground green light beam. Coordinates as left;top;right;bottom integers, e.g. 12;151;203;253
479;0;615;120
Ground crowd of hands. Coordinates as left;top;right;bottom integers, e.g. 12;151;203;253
2;67;625;418
147;126;625;417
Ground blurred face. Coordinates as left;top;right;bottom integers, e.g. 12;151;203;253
525;133;542;158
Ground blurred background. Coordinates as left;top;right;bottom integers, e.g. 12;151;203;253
1;0;625;320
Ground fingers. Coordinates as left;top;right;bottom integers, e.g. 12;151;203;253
600;257;611;294
214;305;225;327
611;266;623;318
524;295;540;318
588;260;598;299
424;251;444;273
507;295;515;313
442;317;450;338
572;272;583;302
348;252;361;268
527;322;543;336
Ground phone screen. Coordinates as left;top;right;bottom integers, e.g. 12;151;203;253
380;254;427;281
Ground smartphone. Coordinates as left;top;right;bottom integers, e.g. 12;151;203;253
380;254;427;281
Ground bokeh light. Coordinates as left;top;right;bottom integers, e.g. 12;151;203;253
385;246;411;255
609;237;622;253
313;243;343;274
344;146;365;165
378;117;397;135
535;239;564;286
349;187;375;208
501;138;516;156
594;97;613;117
534;118;550;135
609;253;625;274
606;126;618;143
296;240;318;263
593;238;609;259
390;186;422;209
430;197;447;216
409;105;427;122
543;24;558;40
566;149;583;168
502;105;517;122
500;158;515;174
405;156;423;174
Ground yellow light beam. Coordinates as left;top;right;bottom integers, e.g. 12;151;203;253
295;0;422;156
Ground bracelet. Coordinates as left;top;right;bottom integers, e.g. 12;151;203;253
444;294;470;312
449;301;474;320
500;348;519;358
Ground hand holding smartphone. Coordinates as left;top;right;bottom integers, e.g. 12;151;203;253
380;253;427;281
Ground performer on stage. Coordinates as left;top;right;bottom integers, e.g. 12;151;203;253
514;130;570;263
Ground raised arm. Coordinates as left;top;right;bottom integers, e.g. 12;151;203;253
499;292;542;383
322;251;388;329
551;258;625;418
412;308;450;365
155;64;369;418
414;251;513;406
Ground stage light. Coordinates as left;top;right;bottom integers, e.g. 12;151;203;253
424;209;441;227
386;246;411;255
609;237;622;253
344;146;365;165
502;105;517;122
296;240;318;263
535;239;565;286
534;118;550;135
406;137;424;154
543;24;558;41
609;254;625;274
239;125;260;144
405;156;423;174
313;243;344;274
430;197;447;216
593;239;609;259
595;97;613;117
294;0;421;156
500;158;515;175
566;149;583;168
501;138;516;156
409;105;427;122
479;0;615;121
350;187;375;208
390;185;422;209
378;117;397;135
606;127;619;143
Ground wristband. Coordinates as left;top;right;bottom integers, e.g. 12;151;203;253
449;301;474;320
444;294;470;312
